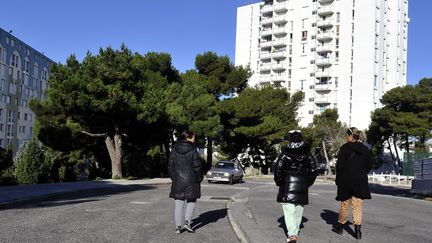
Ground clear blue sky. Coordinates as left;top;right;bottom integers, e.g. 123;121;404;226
1;0;429;85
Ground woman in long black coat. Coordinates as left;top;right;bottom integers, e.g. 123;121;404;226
168;130;203;234
273;131;317;243
333;127;372;240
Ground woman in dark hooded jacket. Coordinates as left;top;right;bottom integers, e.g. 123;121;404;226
168;130;203;234
273;130;317;243
332;127;372;240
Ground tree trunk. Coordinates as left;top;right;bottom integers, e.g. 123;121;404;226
106;133;122;179
386;139;396;161
392;136;401;172
322;140;331;176
206;137;213;172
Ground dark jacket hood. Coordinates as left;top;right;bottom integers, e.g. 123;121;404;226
345;142;368;155
282;141;311;156
174;140;197;155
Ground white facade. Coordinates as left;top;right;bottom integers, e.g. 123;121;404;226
235;0;409;129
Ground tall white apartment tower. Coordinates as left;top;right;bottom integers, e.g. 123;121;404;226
235;0;409;129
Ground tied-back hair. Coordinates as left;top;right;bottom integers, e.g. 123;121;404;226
347;127;360;141
180;130;195;140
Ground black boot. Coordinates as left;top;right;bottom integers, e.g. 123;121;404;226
354;224;362;239
332;222;344;235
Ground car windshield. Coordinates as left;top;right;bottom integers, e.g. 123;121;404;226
215;162;234;169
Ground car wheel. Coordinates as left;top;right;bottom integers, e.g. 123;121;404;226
208;180;212;183
238;175;243;183
229;176;234;185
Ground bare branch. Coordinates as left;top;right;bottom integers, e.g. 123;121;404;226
81;130;106;137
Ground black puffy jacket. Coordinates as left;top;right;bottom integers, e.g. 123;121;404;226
168;140;203;200
273;142;317;205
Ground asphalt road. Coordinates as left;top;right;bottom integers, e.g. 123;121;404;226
0;182;249;243
232;182;432;243
0;179;430;243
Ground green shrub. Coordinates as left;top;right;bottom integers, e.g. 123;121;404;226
15;139;48;184
0;147;16;185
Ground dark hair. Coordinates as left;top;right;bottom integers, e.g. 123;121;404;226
347;127;360;141
180;130;195;140
287;130;303;143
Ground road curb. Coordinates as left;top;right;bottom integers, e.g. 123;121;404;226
226;198;249;243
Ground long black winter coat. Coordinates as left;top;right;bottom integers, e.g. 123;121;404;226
335;141;372;201
273;142;317;205
168;140;203;200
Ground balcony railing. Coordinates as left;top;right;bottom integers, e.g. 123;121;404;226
314;95;332;104
316;44;333;53
273;4;287;12
318;5;334;16
260;52;272;60
273;15;288;24
261;17;273;25
315;83;333;91
272;50;287;58
272;62;287;71
316;58;332;67
261;5;273;13
318;0;334;3
260;63;272;71
260;29;273;36
272;38;287;47
316;31;333;41
315;70;333;78
271;74;288;82
261;40;273;48
273;27;287;35
317;18;334;28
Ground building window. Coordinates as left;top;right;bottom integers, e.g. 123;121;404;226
312;10;317;15
302;30;307;41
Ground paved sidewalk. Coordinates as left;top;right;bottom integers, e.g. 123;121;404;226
0;178;171;209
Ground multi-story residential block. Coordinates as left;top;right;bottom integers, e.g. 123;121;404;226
0;28;54;152
235;0;409;129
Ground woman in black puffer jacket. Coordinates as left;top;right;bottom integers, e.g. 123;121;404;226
273;131;317;243
168;130;203;234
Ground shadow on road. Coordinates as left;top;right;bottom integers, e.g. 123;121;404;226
277;216;308;236
192;208;228;231
2;184;158;210
320;209;357;238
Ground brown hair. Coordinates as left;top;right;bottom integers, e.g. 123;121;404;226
347;127;360;141
180;130;195;140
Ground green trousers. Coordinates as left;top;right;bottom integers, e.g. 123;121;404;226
281;203;304;237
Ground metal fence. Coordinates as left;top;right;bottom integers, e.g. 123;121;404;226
403;152;432;176
414;158;432;180
368;172;414;185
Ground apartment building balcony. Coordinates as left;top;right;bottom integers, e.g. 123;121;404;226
317;18;334;28
316;31;333;41
315;83;333;91
318;0;334;3
273;27;287;35
315;70;333;78
260;63;272;71
314;94;332;104
260;52;272;60
273;15;288;24
271;74;288;82
260;75;272;83
261;17;273;25
261;28;273;36
316;58;332;67
316;44;333;54
261;4;273;14
317;5;334;16
272;62;286;71
273;4;288;13
272;38;287;47
261;40;273;48
272;50;287;58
